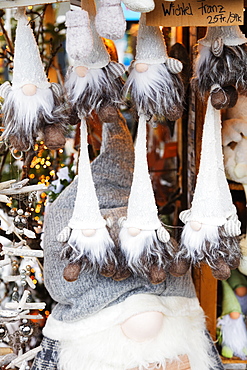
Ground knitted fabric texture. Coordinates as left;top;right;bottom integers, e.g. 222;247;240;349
95;0;126;40
44;113;197;321
123;114;161;230
180;97;237;226
122;0;155;13
12;8;50;90
65;9;93;61
44;182;197;322
134;14;167;65
31;336;60;370
91;115;134;209
72;14;110;69
199;26;247;47
68;118;106;230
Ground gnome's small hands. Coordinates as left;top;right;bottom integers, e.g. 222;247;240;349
193;26;247;110
0;8;68;152
217;279;247;360
178;96;241;280
123;14;184;123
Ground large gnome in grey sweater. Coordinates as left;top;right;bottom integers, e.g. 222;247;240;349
31;110;224;370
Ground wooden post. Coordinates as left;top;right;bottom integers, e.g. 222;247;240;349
81;0;96;15
44;4;58;83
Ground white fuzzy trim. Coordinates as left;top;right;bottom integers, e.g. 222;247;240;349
43;295;203;340
68;227;115;265
43;295;214;370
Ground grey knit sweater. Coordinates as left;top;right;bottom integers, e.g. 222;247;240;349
43;117;196;322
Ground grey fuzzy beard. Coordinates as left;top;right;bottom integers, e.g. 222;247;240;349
178;224;241;269
119;227;176;278
193;44;247;97
123;63;184;121
2;83;69;149
65;62;125;119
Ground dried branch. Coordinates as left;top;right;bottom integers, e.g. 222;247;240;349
0;17;14;55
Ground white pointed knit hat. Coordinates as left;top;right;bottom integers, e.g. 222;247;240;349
12;7;50;90
134;14;168;66
134;14;182;74
198;26;247;47
180;96;237;227
123;114;162;231
68;118;106;231
67;11;110;69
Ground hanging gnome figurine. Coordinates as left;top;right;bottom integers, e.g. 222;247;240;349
217;276;247;360
123;13;184;123
0;7;68;152
193;26;247;110
57;5;126;276
64;5;125;123
119;14;184;283
178;95;241;280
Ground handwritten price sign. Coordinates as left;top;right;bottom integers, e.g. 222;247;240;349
146;0;244;27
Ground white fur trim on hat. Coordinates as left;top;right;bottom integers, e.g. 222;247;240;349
43;295;215;370
12;7;50;90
